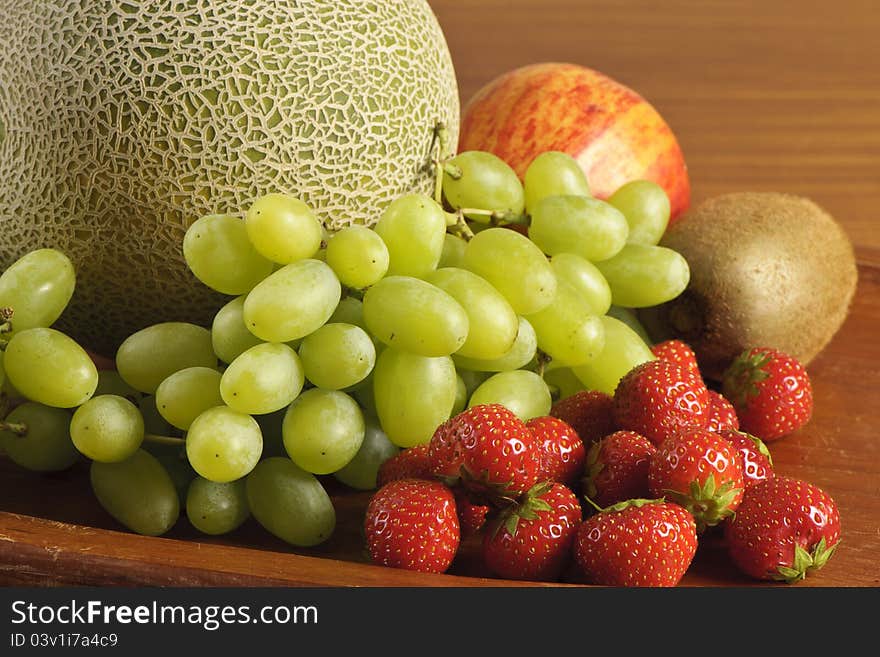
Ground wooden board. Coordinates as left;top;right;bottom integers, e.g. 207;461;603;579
2;0;879;587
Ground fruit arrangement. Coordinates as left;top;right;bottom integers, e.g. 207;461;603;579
0;43;855;585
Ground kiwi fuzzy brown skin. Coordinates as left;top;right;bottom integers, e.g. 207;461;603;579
638;192;858;381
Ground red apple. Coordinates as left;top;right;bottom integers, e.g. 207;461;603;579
458;62;691;223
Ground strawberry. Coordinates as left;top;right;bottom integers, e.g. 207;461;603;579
550;390;617;448
428;404;542;502
482;482;582;581
613;359;711;446
584;430;656;508
526;415;586;487
648;427;744;532
454;490;491;536
573;499;697;587
706;390;739;432
721;347;813;441
725;476;841;583
376;443;431;488
651;339;702;380
718;429;774;488
364;478;460;573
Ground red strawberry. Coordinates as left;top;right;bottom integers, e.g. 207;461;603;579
584;430;656;508
721;347;813;441
428;404;542;502
613;359;711;446
550;390;617;448
725;476;840;583
706;390;740;432
482;482;582;581
718;429;774;488
364;478;460;573
648;427;744;532
651;339;702;379
454;490;491;536
573;499;697;587
376;443;431;487
526;415;586;487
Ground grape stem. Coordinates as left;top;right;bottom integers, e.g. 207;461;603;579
143;433;186;447
446;210;475;241
0;420;28;437
534;350;552;378
431;121;455;205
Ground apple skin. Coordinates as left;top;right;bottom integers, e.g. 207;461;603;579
458;62;691;223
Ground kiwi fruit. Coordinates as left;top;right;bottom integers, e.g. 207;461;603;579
638;192;858;380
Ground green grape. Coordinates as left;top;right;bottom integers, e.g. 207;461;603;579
116;322;217;394
606;305;653;345
94;370;141;402
220;342;304;415
451;375;468;415
373;347;456;447
246;457;336;547
186;477;250;536
0;352;5;389
458;368;491;397
594;244;690;308
529;195;629;262
439;233;468;269
608;180;671;246
452;316;537;372
155;367;224;431
572;315;656;395
186;406;262;483
462;227;557;315
245;193;324;264
4;328;98;408
0;248;75;335
325;225;390;289
90;449;180;536
298;323;375;390
144;441;196;507
333;416;399;490
362;276;469;357
351;371;378;419
282;388;365;475
255;407;288;458
468;369;552;421
425;267;518;360
550;252;612;316
139;395;173;436
373;193;446;278
443;150;525;222
543;364;587;401
526;280;605;367
329;296;365;327
70;394;144;463
183;214;274;295
211;295;264;364
523;151;591;212
243;259;341;342
0;402;78;472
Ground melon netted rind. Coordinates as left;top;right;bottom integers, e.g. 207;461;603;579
0;0;460;356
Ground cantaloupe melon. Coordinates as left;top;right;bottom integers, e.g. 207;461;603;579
0;0;460;356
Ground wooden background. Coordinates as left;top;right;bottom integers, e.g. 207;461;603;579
1;0;878;587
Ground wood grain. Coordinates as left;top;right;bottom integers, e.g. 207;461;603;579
1;0;878;587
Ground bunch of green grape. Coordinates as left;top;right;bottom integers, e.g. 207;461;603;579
0;139;689;551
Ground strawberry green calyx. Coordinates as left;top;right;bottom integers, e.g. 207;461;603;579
775;537;839;584
735;430;774;468
722;351;772;408
663;474;742;533
589;497;666;514
490;481;554;539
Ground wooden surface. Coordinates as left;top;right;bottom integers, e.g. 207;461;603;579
1;0;879;587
